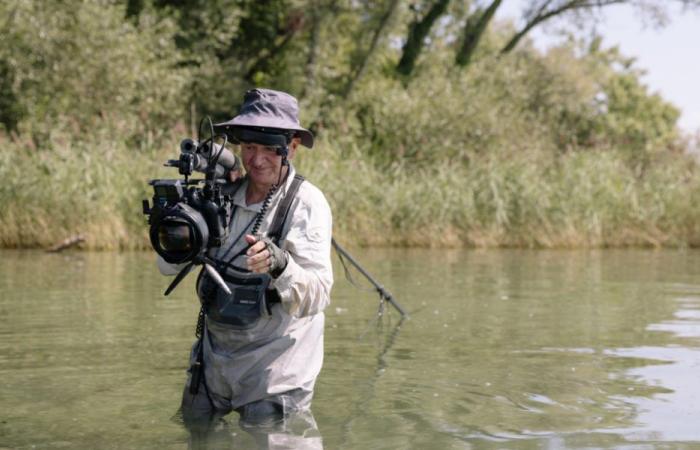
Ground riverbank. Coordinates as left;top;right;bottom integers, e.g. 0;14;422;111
4;1;697;250
3;132;700;250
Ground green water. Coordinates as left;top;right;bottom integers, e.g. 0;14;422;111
2;249;700;449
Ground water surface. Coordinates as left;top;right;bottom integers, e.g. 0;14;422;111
1;249;700;448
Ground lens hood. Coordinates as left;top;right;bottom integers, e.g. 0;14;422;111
150;203;209;264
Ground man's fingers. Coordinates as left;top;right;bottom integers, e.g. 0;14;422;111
247;249;271;272
247;248;270;265
248;258;271;273
246;241;267;256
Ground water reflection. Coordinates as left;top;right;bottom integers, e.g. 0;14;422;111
179;410;322;449
600;291;700;443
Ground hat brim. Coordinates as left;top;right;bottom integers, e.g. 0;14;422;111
215;116;314;148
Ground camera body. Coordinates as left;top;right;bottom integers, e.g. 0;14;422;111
143;139;239;265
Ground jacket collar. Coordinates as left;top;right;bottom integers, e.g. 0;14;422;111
232;163;296;212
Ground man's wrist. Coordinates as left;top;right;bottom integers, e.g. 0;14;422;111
262;237;288;278
270;251;288;278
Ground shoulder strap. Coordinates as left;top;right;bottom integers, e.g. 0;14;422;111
268;174;305;244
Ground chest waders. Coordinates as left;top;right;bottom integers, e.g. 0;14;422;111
188;174;305;398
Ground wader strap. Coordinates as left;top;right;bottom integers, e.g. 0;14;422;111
189;335;205;395
264;174;303;307
268;174;305;244
266;288;281;306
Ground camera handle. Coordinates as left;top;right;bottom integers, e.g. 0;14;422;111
202;260;230;294
164;255;231;296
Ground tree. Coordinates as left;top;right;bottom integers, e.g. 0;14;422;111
501;0;626;54
396;0;452;77
448;0;700;69
455;0;503;67
501;0;700;54
340;0;401;99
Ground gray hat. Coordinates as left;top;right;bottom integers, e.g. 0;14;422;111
215;88;314;148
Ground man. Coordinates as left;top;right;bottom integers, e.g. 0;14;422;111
159;88;333;426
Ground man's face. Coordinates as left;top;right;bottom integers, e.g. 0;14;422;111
240;138;299;187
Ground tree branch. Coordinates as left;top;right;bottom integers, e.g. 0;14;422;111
301;1;324;98
500;0;626;54
244;11;305;82
455;0;503;67
396;0;452;77
341;0;400;99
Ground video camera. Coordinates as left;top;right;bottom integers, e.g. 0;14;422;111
142;136;239;267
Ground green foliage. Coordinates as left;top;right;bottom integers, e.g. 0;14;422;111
0;0;697;249
0;0;188;139
0;130;164;249
548;44;681;168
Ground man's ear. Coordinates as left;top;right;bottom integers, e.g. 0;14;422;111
287;137;301;160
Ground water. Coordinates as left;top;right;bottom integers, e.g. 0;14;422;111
2;249;700;449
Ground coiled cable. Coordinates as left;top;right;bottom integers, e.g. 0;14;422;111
250;184;277;237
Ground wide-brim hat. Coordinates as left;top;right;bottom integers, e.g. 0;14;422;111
215;88;314;148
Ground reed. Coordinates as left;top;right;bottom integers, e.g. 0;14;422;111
2;129;700;250
298;139;700;248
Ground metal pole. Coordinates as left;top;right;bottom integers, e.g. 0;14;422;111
331;238;408;317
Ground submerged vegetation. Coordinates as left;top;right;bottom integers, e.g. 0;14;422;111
1;0;699;249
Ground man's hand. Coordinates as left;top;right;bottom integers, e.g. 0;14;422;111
227;168;242;183
226;154;243;182
245;234;289;278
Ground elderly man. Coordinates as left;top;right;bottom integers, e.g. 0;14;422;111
160;88;333;426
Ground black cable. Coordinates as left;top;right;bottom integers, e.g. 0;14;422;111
197;116;207;147
249;160;289;237
205;134;228;182
222;212;259;266
250;184;277;237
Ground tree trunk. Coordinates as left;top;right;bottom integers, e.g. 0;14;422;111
500;19;539;54
455;0;503;67
341;0;401;99
125;0;144;21
244;27;300;82
301;9;321;97
396;0;451;77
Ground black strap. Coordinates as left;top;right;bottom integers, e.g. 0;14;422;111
266;288;281;307
268;174;305;244
252;174;304;306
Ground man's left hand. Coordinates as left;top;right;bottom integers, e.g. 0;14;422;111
245;234;289;278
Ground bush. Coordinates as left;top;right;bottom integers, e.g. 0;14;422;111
0;0;188;140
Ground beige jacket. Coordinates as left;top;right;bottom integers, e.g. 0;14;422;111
158;164;333;410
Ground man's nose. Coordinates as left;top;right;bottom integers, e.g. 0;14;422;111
250;149;265;166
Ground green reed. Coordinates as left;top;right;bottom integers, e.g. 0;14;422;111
2;131;700;250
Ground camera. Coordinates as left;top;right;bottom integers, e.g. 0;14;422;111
142;138;240;265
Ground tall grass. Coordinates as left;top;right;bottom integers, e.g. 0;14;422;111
2;130;700;249
298;138;700;248
0;128;170;249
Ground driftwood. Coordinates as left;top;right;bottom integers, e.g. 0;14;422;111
46;234;85;253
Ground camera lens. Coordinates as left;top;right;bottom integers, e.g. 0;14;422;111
149;203;208;264
157;219;193;254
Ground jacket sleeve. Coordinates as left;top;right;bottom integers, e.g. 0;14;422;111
272;187;333;317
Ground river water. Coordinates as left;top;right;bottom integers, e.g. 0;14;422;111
1;249;700;449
